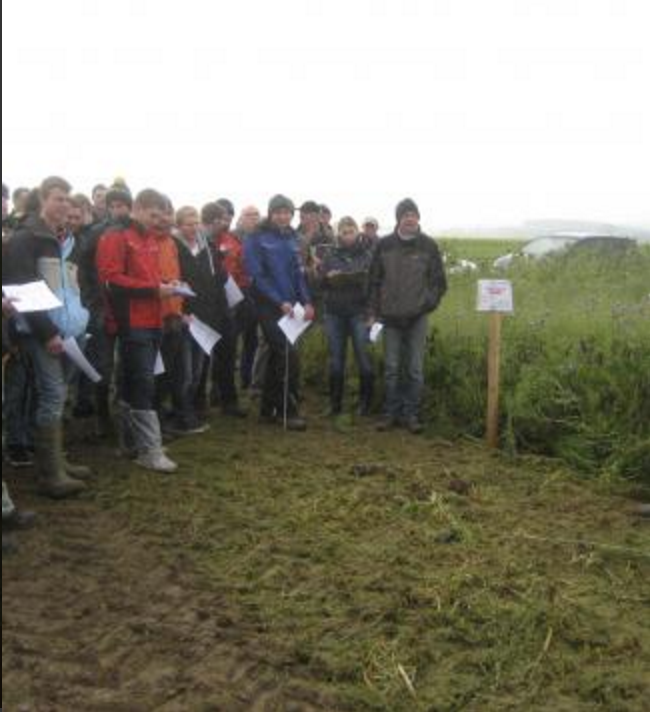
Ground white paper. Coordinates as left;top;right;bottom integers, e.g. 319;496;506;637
369;322;384;344
477;280;514;313
2;281;62;313
155;351;166;376
225;276;245;308
63;337;102;383
171;283;196;298
189;315;222;356
278;303;311;345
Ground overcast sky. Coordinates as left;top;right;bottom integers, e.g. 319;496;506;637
2;0;649;230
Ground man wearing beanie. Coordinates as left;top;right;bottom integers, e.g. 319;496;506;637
244;195;314;431
369;198;447;434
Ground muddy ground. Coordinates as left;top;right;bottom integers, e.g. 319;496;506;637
3;411;649;711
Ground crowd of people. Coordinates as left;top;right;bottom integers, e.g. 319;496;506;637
2;176;450;555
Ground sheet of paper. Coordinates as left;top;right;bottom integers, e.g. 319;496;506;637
369;322;384;344
155;351;166;376
278;303;311;346
63;337;102;384
2;281;62;313
225;276;245;308
188;315;222;356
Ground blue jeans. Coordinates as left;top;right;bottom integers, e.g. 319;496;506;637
20;337;69;428
324;313;374;379
118;329;162;411
383;314;429;420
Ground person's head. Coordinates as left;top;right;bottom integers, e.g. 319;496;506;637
105;182;133;222
320;204;332;226
91;183;108;218
176;206;200;242
237;205;261;235
11;187;30;215
337;216;359;248
39;176;72;230
2;183;9;220
215;198;235;231
362;217;379;242
201;202;227;239
395;198;420;236
299;200;320;233
157;196;175;235
268;194;295;230
24;188;42;217
70;193;94;226
133;189;169;232
66;195;90;236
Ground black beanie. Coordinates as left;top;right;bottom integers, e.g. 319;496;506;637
396;198;420;223
268;194;295;215
106;183;133;209
216;198;235;217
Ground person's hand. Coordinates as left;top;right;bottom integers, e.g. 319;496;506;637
326;270;342;280
46;335;65;356
304;304;316;322
281;302;294;316
159;283;178;299
2;297;18;317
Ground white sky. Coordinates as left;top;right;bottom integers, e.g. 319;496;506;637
2;0;649;230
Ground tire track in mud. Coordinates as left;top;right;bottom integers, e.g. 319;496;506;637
2;482;337;712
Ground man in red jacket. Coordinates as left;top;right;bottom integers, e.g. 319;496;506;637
97;189;179;473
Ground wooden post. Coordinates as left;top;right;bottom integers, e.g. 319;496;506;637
486;311;503;449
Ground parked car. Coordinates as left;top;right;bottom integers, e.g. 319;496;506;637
493;234;637;269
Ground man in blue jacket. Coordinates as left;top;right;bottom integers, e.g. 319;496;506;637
244;195;315;431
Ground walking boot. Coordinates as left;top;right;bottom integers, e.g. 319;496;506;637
328;374;345;417
358;374;375;417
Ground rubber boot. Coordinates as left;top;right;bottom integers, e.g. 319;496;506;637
328;374;345;417
34;424;86;499
130;410;178;473
95;385;113;439
358;374;375;417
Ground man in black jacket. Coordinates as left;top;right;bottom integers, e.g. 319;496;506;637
75;183;133;434
369;199;447;434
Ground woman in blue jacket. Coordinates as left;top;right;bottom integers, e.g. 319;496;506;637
244;195;314;431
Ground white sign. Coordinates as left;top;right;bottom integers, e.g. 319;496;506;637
477;280;514;313
2;281;62;313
